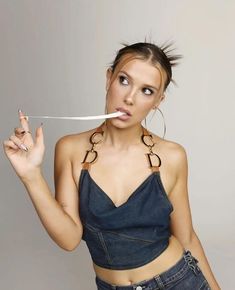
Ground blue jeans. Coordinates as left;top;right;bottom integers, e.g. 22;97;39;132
95;250;211;290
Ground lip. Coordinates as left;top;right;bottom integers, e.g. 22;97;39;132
116;107;132;116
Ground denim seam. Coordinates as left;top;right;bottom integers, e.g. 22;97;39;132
97;232;113;265
84;223;98;232
199;279;211;290
84;224;155;244
154;174;174;212
103;230;156;243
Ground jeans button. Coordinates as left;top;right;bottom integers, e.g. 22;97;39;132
136;286;142;290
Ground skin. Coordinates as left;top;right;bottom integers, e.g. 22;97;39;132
3;57;220;289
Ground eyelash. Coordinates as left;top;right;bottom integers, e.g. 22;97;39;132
118;75;154;95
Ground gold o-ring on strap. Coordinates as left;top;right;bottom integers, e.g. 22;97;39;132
141;134;155;148
82;125;105;165
141;126;161;169
89;130;104;146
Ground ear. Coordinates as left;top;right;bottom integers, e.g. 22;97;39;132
152;94;165;110
159;94;166;103
106;68;113;91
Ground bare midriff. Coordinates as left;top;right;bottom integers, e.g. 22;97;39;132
93;235;184;286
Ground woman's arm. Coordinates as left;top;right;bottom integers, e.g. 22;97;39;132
184;231;220;290
168;144;221;290
3;111;82;251
22;168;82;251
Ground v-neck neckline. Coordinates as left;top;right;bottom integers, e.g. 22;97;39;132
83;169;157;209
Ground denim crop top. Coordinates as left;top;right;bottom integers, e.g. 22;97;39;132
78;122;173;270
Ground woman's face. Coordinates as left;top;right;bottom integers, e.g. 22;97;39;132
105;57;165;128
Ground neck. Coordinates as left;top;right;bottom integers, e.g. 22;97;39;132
102;121;144;150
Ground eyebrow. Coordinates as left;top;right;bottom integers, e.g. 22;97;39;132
119;70;160;91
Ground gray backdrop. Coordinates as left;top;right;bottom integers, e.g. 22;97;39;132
1;1;234;289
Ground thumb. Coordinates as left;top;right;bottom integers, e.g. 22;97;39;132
35;123;44;147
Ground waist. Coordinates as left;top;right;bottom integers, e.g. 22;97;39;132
93;235;184;286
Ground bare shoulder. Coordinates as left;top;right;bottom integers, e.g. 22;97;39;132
151;132;188;174
54;127;98;154
54;127;99;186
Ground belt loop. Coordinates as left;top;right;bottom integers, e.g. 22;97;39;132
153;274;165;289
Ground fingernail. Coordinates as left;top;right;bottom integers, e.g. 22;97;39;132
20;144;28;151
18;109;22;113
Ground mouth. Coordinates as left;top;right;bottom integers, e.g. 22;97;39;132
116;107;132;116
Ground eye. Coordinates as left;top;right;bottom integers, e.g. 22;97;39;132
119;75;129;85
142;88;154;95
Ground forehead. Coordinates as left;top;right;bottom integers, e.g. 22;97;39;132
111;53;166;92
121;58;162;86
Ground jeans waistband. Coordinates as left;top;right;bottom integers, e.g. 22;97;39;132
95;250;200;290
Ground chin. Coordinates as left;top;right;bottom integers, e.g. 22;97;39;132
107;118;140;130
106;118;127;127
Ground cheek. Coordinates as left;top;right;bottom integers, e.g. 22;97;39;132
106;87;117;101
106;86;119;106
137;99;156;115
138;96;155;108
141;106;153;116
107;82;125;100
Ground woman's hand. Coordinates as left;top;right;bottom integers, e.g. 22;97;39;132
3;110;45;181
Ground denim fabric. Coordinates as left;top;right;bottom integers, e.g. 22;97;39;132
95;250;211;290
78;168;173;270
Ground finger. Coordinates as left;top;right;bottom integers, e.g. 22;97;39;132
14;127;32;139
18;110;30;132
9;135;28;151
14;127;26;136
3;140;19;151
35;124;44;148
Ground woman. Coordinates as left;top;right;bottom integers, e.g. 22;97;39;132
3;42;220;290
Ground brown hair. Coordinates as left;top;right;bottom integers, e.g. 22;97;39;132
108;41;182;95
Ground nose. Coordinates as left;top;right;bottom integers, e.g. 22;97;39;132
124;89;136;105
124;97;133;105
